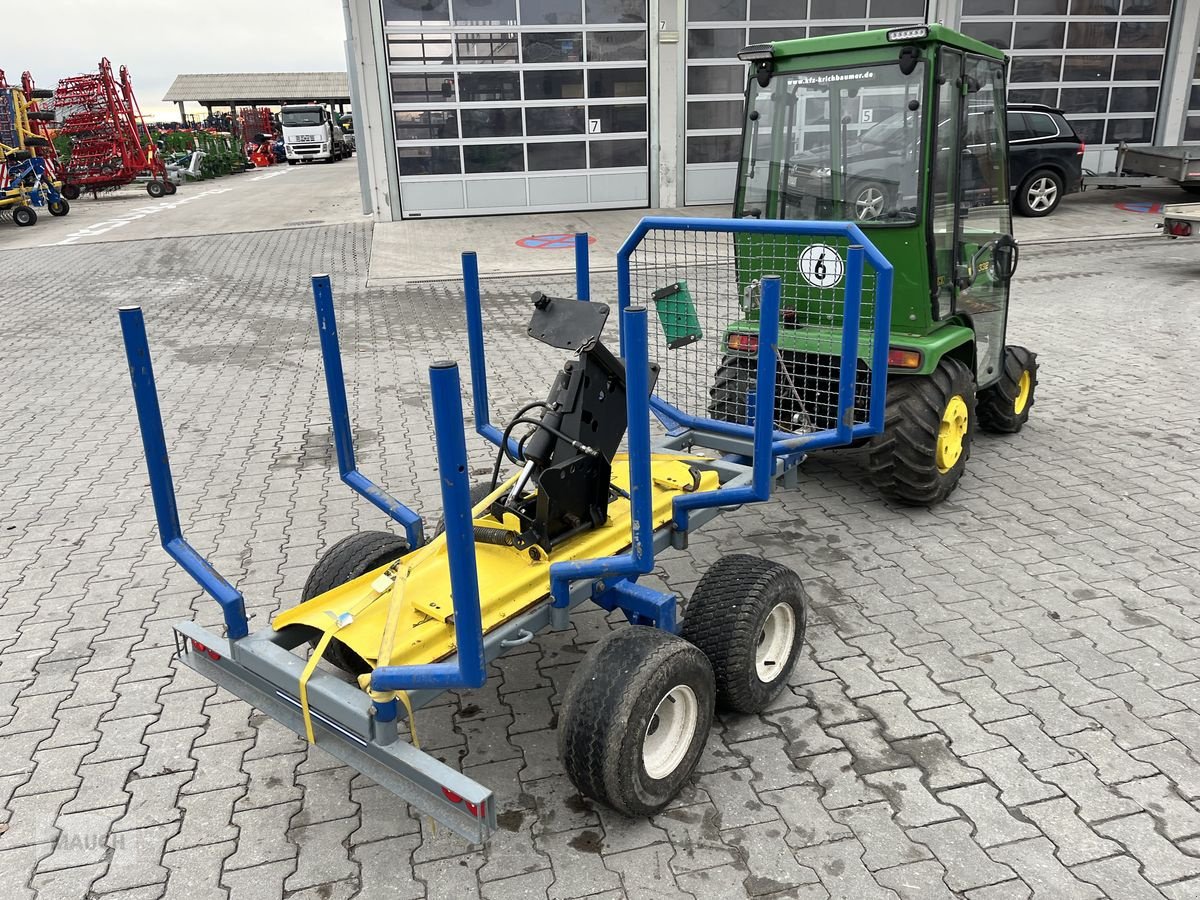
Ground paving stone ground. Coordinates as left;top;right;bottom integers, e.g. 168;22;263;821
2;224;1200;899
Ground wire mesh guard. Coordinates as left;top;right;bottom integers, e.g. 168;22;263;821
626;226;878;438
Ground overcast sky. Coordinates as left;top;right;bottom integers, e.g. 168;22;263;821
8;1;349;120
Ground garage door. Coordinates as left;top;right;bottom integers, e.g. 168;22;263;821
383;0;651;218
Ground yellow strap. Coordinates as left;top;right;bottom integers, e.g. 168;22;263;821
299;629;337;744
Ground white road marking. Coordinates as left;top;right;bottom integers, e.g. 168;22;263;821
250;169;290;181
54;187;234;245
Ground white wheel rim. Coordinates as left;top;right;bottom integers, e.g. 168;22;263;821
756;602;796;683
1028;177;1058;212
643;685;699;780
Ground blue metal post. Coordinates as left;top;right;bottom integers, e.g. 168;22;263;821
574;233;590;301
673;276;782;532
548;305;656;610
836;246;865;445
866;260;893;435
118;307;249;640
461;253;522;458
311;275;424;549
371;361;487;693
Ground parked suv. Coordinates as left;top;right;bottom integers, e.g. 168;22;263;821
1007;103;1084;217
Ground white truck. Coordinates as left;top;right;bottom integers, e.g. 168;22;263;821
280;104;348;165
1162;203;1200;240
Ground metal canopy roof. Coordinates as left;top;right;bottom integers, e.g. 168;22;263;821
163;72;350;104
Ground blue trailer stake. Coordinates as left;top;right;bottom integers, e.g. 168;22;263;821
548;304;657;612
311;274;424;549
461;252;522;458
575;232;590;301
370;361;487;693
118;306;250;640
673;276;781;533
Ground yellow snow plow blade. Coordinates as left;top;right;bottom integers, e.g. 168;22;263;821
273;454;718;670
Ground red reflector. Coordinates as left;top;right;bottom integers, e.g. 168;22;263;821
728;333;758;352
887;348;922;368
193;640;207;653
207;649;222;661
442;787;463;804
465;800;483;816
1077;141;1085;156
1166;219;1193;237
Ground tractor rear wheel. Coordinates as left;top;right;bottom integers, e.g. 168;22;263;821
12;205;37;227
559;626;714;817
299;531;410;675
708;355;756;425
978;345;1038;434
866;357;976;505
681;555;806;714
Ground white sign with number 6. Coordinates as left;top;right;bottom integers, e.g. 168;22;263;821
798;244;845;289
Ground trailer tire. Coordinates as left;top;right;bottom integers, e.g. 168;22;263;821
977;345;1038;434
61;184;80;201
299;531;410;675
1181;184;1200;196
681;555;806;714
12;205;37;227
164;181;178;195
866;357;975;506
432;482;495;538
146;181;166;198
559;627;714;817
1016;169;1063;217
48;199;70;217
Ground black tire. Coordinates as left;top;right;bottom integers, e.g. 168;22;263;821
299;531;409;675
23;136;49;147
681;555;807;714
1181;184;1200;197
866;357;976;506
1015;169;1063;217
164;181;178;195
6;150;33;162
558;627;714;817
48;199;70;217
849;179;890;222
61;184;80;201
708;355;756;425
432;482;495;538
977;345;1038;434
12;205;37;227
287;159;297;166
146;180;166;198
28;89;54;99
27;110;55;122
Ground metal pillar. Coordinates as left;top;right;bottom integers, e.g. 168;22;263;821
1156;2;1200;145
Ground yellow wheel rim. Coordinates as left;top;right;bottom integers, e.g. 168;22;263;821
936;395;969;474
1014;370;1032;415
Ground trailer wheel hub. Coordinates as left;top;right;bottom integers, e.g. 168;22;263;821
936;395;969;473
643;684;699;779
756;602;796;683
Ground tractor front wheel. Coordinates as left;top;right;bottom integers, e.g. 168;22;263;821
558;627;714;817
866;357;976;505
298;531;410;675
978;345;1038;434
681;555;806;714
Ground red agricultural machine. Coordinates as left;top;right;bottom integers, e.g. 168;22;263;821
238;107;276;168
54;58;175;199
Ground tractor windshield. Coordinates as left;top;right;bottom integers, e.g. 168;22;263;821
281;109;324;127
736;62;925;224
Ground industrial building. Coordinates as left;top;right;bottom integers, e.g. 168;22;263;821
339;0;1200;220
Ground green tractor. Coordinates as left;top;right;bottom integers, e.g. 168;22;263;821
719;24;1038;505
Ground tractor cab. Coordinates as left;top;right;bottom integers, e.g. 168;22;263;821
733;24;1018;389
726;25;1037;506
